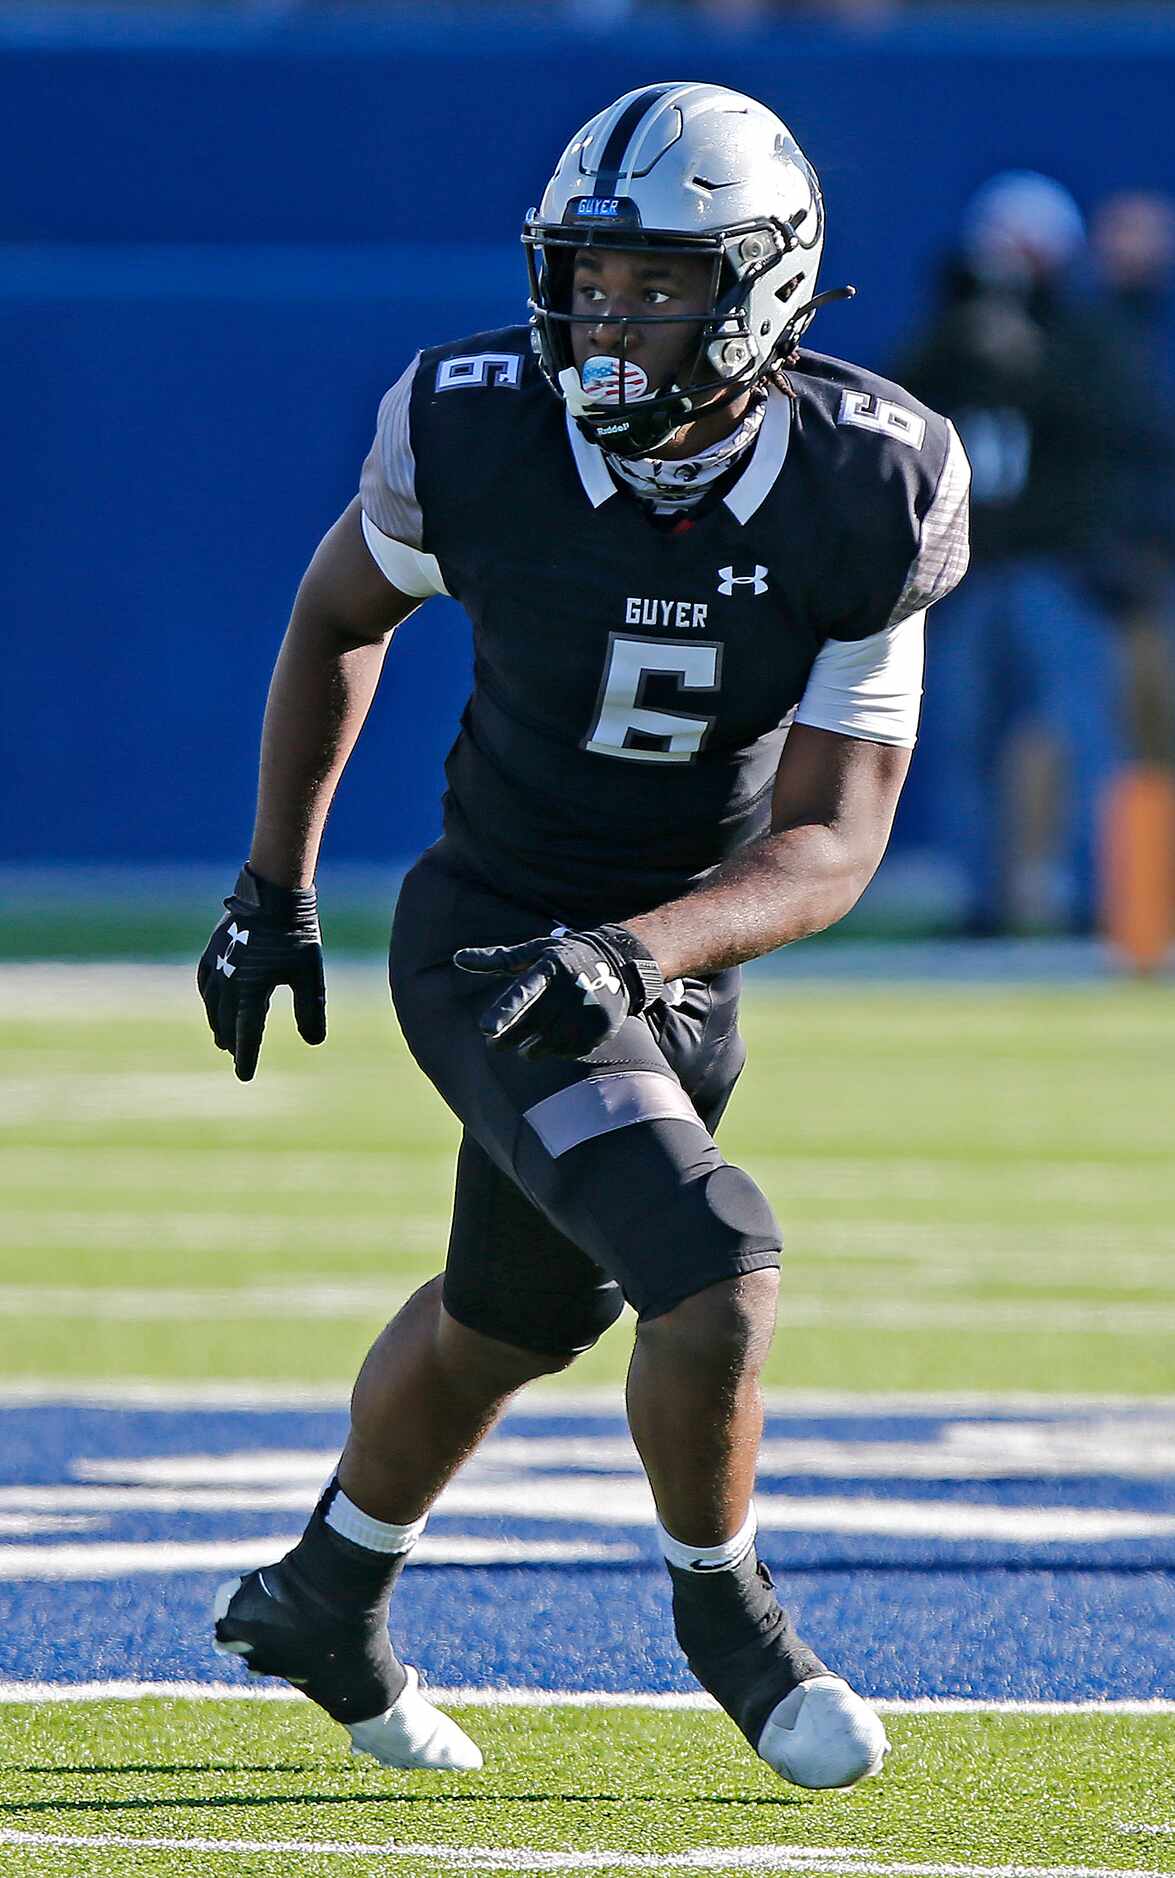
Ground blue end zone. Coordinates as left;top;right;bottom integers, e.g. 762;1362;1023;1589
1;1404;1171;1701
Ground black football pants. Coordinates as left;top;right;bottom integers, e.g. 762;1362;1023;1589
389;845;782;1358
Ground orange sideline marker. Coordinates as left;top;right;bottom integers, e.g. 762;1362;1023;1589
1101;766;1175;972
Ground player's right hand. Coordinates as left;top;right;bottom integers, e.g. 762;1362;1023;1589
197;865;326;1082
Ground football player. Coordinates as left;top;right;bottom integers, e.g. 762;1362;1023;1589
200;83;969;1788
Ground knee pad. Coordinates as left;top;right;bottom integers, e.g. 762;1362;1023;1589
698;1161;782;1251
647;1156;782;1319
639;1160;783;1319
553;1124;781;1322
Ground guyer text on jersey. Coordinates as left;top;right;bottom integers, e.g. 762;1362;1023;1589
625;598;710;631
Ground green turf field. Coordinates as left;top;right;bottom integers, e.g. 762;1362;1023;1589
2;964;1172;1393
3;963;1172;1877
0;1699;1171;1876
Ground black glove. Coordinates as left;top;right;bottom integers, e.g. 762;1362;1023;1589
454;923;666;1060
197;864;326;1082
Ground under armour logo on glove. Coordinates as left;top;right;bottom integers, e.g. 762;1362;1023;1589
576;963;622;1003
197;866;326;1082
216;922;250;978
454;924;666;1061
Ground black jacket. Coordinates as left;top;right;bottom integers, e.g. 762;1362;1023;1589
895;261;1169;605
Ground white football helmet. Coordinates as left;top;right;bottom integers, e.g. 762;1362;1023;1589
524;81;849;455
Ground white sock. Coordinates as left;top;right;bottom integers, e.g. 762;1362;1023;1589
324;1486;428;1557
657;1504;757;1573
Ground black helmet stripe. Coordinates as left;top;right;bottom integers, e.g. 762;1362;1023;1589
593;84;678;189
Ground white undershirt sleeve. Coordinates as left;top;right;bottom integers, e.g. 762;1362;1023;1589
360;509;450;600
789;420;964;747
792;609;926;748
358;352;449;600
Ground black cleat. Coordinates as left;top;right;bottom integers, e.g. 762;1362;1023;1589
212;1560;482;1771
670;1554;888;1789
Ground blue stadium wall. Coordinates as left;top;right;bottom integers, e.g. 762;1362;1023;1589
5;8;1175;869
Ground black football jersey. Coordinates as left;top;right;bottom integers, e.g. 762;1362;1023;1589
361;324;969;925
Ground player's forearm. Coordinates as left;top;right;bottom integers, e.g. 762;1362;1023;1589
248;617;390;890
626;823;876;980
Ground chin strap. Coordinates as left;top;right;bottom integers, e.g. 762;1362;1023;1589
808;284;857;314
785;283;856;352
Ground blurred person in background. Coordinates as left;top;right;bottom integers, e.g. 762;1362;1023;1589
897;172;1147;934
1089;191;1175;772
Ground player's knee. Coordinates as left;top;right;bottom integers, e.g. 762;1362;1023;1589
637;1266;780;1383
622;1156;782;1332
436;1301;583;1389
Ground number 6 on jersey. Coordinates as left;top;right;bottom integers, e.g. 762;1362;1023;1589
584;634;723;764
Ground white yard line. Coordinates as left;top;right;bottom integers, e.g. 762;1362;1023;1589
0;1282;413;1319
782;1219;1175;1255
0;1681;1171;1714
0;1486;327;1511
0;1380;359;1408
454;1426;1175;1479
5;1146;1171;1219
10;1215;1175;1281
0;1073;306;1124
3;1288;1173;1329
0;1829;1165;1876
72;1413;1175;1483
0;1535;638;1580
4;1213;443;1254
779;1298;1175;1334
1;1383;1172;1412
0;1515;96;1535
4;1481;1173;1543
0;961;200;1002
0;1147;442;1184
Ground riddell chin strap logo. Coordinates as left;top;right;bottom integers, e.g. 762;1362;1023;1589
718;565;769;597
216;921;250;978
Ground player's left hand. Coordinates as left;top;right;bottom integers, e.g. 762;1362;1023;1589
454;924;666;1059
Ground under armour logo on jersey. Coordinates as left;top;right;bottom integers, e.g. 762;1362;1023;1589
576;964;621;1003
718;565;769;597
216;921;249;978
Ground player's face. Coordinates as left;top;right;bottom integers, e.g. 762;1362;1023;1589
569;248;714;396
